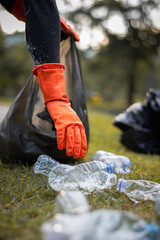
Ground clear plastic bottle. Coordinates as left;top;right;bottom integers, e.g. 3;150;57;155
155;191;160;215
92;150;133;174
54;190;90;215
117;178;160;203
34;155;60;176
74;160;114;174
34;155;114;175
48;161;117;192
92;150;115;161
41;209;159;240
34;155;117;192
99;155;133;174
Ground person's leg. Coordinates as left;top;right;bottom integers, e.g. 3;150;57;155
22;0;61;64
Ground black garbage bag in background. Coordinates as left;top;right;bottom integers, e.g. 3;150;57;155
0;33;89;165
113;89;160;154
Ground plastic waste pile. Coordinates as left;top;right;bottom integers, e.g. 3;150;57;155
92;151;160;204
34;155;117;192
34;151;160;204
34;151;160;239
41;191;159;240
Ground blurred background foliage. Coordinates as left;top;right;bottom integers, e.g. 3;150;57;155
0;29;33;98
0;0;160;108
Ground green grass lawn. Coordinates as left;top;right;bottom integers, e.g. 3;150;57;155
0;107;160;240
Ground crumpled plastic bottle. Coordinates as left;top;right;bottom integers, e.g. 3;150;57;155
117;178;160;203
54;190;90;215
34;155;60;176
41;209;159;240
155;191;160;215
92;150;133;174
34;155;117;193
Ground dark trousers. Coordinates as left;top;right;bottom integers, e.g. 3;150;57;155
0;0;61;64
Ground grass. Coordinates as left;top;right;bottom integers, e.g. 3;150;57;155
0;97;14;106
0;105;160;239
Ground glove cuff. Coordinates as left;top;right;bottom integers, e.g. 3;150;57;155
32;63;65;75
32;63;69;105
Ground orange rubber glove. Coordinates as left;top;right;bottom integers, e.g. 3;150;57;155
32;63;87;159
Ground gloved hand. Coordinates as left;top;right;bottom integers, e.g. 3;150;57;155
32;63;87;159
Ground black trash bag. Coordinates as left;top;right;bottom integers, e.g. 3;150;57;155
113;88;160;154
0;33;89;165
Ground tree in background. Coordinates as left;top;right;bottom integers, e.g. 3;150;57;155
0;1;160;106
0;28;33;98
62;0;160;105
